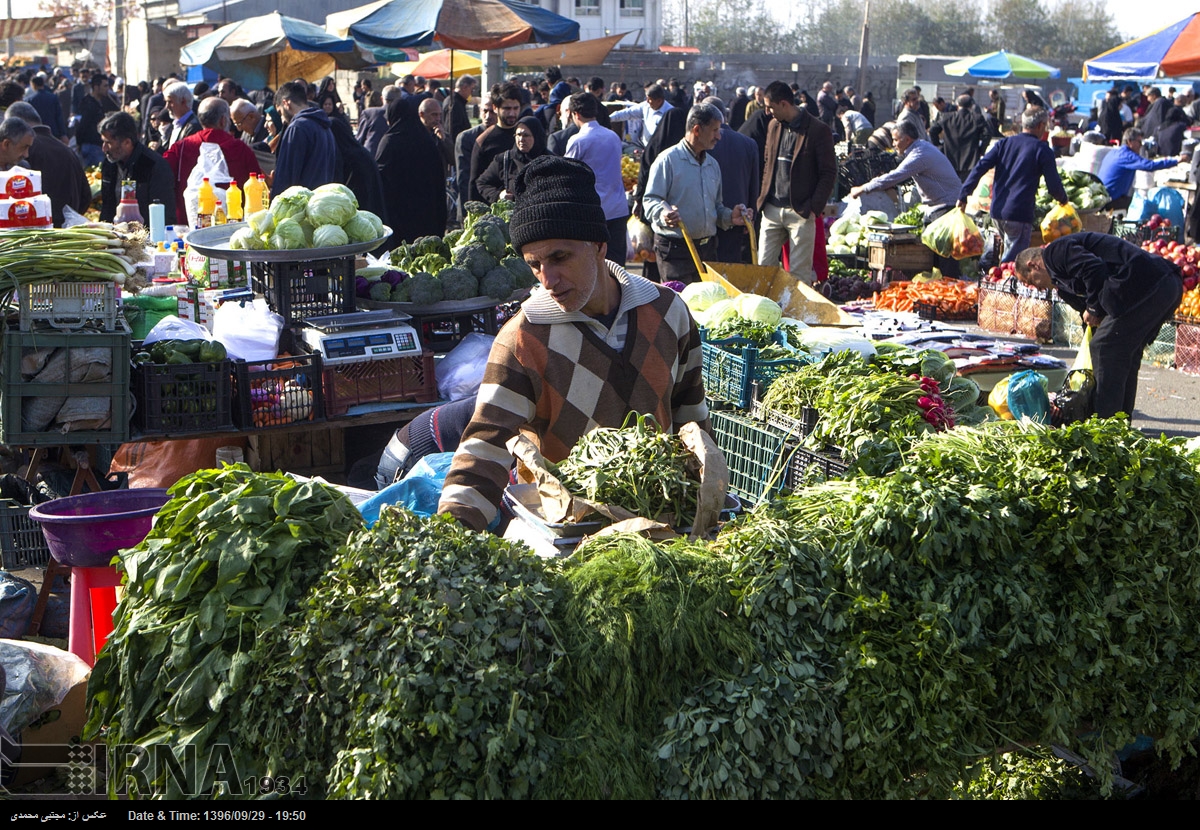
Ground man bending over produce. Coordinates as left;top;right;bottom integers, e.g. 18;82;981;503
438;155;710;532
1016;233;1182;419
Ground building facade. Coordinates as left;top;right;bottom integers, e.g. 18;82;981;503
534;0;663;50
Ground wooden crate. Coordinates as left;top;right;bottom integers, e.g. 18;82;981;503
248;429;345;479
866;239;935;277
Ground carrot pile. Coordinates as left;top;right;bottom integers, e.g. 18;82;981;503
873;279;979;315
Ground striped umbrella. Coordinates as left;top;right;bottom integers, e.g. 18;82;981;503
943;50;1061;80
327;0;579;52
1084;14;1200;79
0;15;65;40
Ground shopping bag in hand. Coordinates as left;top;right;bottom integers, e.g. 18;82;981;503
1040;202;1083;242
923;208;984;260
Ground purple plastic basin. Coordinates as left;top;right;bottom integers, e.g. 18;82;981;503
29;488;171;568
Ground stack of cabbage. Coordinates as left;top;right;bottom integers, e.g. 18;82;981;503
827;211;889;255
228;184;384;251
1035;170;1109;223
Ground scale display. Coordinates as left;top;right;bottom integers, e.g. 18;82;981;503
321;330;418;360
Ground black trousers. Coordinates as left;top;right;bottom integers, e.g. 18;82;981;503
606;215;628;267
1090;274;1182;418
653;233;717;284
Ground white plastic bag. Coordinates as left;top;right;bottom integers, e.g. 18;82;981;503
142;315;214;345
436;332;494;401
183;142;231;229
212;299;283;361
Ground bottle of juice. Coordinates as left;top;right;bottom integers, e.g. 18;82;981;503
197;177;216;229
227;180;243;221
244;173;264;215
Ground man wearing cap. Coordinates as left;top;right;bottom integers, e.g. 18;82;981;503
437;155;710;532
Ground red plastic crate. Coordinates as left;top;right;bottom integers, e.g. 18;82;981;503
322;352;438;416
1174;322;1200;376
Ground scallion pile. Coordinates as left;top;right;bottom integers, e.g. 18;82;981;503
0;225;148;300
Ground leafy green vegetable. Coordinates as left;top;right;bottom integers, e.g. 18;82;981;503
84;466;362;799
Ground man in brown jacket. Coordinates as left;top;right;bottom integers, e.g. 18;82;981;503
756;81;837;285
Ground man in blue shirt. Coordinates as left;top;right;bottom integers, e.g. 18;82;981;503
565;92;629;266
958;106;1068;264
1097;127;1189;211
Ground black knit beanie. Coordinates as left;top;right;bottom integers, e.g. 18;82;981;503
509;155;609;253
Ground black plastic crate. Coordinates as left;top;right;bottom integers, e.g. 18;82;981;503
0;500;51;569
133;359;235;435
784;444;850;487
250;256;355;324
232;353;325;429
1;323;131;446
913;300;979;322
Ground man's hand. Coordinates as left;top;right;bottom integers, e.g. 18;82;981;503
849;185;865;199
1083;309;1104;327
663;205;681;228
956;199;967;211
732;204;752;226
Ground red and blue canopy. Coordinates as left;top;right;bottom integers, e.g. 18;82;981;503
1084;14;1200;79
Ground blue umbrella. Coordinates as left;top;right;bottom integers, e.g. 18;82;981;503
943;50;1061;80
180;12;369;90
326;0;579;52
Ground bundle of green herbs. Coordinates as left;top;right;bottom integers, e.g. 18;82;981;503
552;412;701;526
83;466;362;799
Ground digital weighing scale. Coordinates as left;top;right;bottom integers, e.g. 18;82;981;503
300;310;422;365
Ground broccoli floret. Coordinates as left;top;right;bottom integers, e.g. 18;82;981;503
464;201;489;218
480;267;515;301
438;266;479;301
412;235;449;259
410;252;450;274
388;243;411;268
406;272;444;306
369;281;393;302
390;280;411;302
453;244;499;280
474;215;509;253
491;199;513;222
444;229;463;249
501;255;537;290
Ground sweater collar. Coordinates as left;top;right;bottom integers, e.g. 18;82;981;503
523;261;660;327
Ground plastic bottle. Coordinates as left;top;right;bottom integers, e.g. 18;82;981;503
244;173;264;215
148;201;165;242
226;180;243;222
197;177;216;228
114;179;144;225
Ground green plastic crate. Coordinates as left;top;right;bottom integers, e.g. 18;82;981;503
701;338;809;410
710;408;794;506
1;323;131;446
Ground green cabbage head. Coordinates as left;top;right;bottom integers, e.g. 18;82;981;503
343;210;384;243
270;217;308;250
313;224;349;248
269;186;312;223
313;183;358;209
307;190;357;227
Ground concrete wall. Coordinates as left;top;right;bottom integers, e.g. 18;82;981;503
121;20;192;85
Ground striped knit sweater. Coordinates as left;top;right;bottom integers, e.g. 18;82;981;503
438;262;710;532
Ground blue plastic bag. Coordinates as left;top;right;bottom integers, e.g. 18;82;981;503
1007;369;1051;424
358;452;456;527
1128;186;1186;227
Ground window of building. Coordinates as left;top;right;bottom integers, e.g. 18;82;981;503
576;0;600;16
620;0;645;16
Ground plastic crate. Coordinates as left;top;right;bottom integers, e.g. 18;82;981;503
784;444;850;486
0;323;131;446
323;352;439;416
913;300;978;322
133;359;235;435
0;500;51;569
709;408;793;506
19;281;120;331
1174;322;1200;375
749;394;819;440
250;257;355;324
232;353;325;429
1144;320;1177;369
700;334;810;410
1113;221;1183;245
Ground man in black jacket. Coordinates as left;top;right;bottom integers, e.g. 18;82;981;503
930;94;991;181
97;112;176;226
1016;233;1182;419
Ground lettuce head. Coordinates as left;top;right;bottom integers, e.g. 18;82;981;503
307;190;357;227
313;224;349;248
269;186;312;223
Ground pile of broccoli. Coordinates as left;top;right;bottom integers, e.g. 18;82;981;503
364;198;537;306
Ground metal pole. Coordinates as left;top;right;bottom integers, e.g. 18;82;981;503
6;0;13;64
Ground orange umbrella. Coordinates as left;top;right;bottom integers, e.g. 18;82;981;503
407;48;481;80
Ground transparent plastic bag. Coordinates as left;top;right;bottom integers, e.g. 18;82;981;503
435;333;494;401
923;208;984;259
